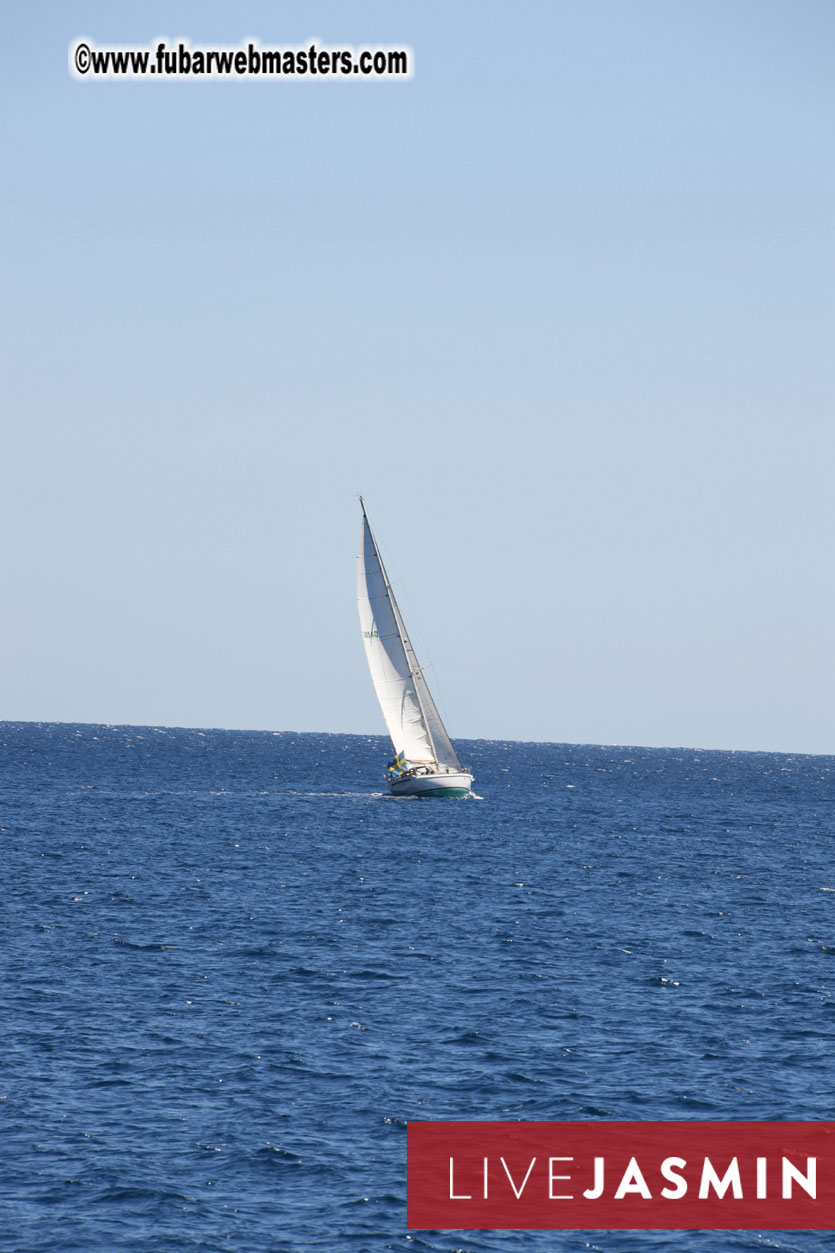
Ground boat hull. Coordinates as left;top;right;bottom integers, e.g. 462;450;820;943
388;771;473;798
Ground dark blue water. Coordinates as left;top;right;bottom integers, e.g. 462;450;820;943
2;723;834;1252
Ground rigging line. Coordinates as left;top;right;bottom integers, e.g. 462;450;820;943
377;541;455;731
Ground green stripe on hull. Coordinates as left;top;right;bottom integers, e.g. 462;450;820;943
414;787;470;798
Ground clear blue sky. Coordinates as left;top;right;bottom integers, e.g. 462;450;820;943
2;1;833;753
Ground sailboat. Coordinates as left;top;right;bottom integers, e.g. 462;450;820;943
357;498;473;797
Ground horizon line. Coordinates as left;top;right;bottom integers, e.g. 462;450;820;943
0;718;830;759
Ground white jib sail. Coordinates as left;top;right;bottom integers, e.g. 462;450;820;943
357;502;462;771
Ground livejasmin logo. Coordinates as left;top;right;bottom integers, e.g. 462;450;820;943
449;1152;815;1202
407;1121;835;1230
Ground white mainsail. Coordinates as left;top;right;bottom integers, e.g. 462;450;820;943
357;500;462;770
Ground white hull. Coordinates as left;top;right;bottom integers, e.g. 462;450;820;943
388;770;473;798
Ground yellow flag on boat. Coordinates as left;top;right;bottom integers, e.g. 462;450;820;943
388;751;406;774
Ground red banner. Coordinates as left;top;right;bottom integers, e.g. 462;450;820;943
407;1121;835;1229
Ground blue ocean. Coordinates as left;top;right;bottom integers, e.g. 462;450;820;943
2;722;834;1252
